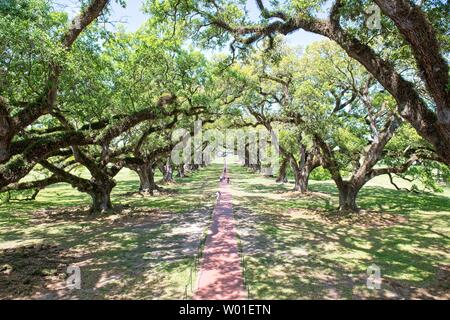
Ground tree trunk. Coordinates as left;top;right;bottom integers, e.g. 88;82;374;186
132;163;163;196
249;154;261;172
159;162;174;183
337;183;360;213
290;144;314;193
30;188;40;201
276;158;289;183
250;163;260;172
293;167;310;193
290;155;313;194
135;163;160;195
165;165;174;182
0;98;12;163
138;172;151;192
189;164;199;171
244;144;250;167
88;180;115;214
292;167;302;192
0;139;10;163
176;164;185;178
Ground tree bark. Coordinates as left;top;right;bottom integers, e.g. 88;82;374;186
289;145;321;193
135;163;160;195
158;160;175;183
293;167;310;193
374;0;449;119
0;175;64;193
250;162;261;172
189;164;200;171
337;182;360;212
136;164;152;192
88;179;115;214
0;97;12;162
290;160;303;192
176;164;186;178
291;160;319;193
276;157;289;183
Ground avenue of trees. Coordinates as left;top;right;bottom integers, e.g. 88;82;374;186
0;0;448;213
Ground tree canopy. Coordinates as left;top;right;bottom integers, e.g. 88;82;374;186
0;0;448;213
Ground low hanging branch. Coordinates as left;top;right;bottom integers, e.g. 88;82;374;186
387;173;420;194
0;93;178;189
369;154;419;179
0;175;64;193
0;172;70;203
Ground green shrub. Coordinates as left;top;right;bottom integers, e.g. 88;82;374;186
310;167;332;181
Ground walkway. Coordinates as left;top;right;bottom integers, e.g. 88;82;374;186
194;166;246;300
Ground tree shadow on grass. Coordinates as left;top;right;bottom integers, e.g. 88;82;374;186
308;181;450;214
0;165;226;299
234;178;449;215
234;205;449;300
235;183;292;194
230;165;449;300
0;208;212;300
229;163;449;214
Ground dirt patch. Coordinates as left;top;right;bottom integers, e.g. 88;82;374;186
121;189;180;198
29;205;167;226
1;206;212;300
0;244;75;300
284;191;332;199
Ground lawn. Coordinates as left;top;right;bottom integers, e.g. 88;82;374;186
1;162;449;300
0;166;221;300
230;165;450;300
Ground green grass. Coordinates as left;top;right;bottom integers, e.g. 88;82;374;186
1;162;449;300
0;165;222;300
230;164;450;300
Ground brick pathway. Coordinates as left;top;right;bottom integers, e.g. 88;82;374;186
193;167;246;300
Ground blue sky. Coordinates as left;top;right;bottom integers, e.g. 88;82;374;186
56;0;326;48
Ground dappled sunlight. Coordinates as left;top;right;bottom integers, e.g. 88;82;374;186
1;0;448;303
1;163;448;299
0;165;223;299
230;164;450;300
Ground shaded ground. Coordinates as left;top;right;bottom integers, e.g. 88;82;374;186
231;165;450;300
0;166;222;300
2;163;449;300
